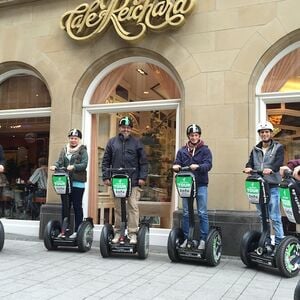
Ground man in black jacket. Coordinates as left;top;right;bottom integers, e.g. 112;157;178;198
102;116;148;244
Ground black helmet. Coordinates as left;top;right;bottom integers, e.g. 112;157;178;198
186;124;201;136
119;116;133;127
68;128;82;139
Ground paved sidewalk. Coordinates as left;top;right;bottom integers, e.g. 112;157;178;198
0;236;298;300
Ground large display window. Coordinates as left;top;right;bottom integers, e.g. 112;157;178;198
257;45;300;162
86;60;181;228
0;74;51;220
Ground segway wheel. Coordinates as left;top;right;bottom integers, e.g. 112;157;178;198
240;230;261;267
276;236;300;278
137;225;150;259
294;280;300;300
167;228;184;262
0;221;5;251
44;220;61;250
77;221;94;252
100;224;113;258
205;229;222;266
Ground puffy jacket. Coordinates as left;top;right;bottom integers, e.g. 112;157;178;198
54;145;88;182
174;143;212;186
245;140;284;185
102;134;148;186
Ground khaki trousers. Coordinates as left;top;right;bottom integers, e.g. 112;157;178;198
114;186;141;234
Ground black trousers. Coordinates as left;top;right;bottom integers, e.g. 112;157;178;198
61;187;84;232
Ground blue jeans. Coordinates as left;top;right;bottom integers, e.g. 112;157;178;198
256;186;284;245
182;185;209;241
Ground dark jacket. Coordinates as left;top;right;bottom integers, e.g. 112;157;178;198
174;143;212;186
0;145;5;167
102;133;148;186
54;145;88;182
245;140;284;185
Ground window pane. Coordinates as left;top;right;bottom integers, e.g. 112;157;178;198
0;117;50;220
267;102;300;162
262;48;300;93
0;75;51;109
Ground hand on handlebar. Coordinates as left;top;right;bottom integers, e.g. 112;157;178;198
243;167;253;174
190;164;199;171
262;168;273;175
67;165;74;171
50;166;56;171
103;179;111;186
138;179;146;186
172;165;181;172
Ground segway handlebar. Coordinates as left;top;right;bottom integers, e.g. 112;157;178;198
105;167;136;172
172;166;191;173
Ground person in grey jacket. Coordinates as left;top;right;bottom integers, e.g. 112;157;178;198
244;121;284;247
50;129;88;238
102;116;148;244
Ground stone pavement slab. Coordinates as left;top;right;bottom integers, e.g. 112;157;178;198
0;237;298;300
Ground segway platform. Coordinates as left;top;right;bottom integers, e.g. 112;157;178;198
100;168;150;259
44;169;94;252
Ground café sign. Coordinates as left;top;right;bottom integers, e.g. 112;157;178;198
60;0;196;42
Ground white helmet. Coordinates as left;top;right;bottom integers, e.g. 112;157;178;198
256;121;274;132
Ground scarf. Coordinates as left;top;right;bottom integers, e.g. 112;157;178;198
66;143;82;155
186;140;204;157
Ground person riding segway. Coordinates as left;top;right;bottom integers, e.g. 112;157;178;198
100;116;149;258
44;129;93;252
240;168;300;277
0;147;5;251
168;124;222;266
100;167;149;259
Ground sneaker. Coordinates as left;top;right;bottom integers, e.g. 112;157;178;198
129;233;137;244
57;232;65;238
198;240;206;250
69;232;77;239
112;232;120;243
180;239;187;248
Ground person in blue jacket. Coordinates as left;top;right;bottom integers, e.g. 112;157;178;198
173;124;212;250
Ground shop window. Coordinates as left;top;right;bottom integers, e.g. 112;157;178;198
259;46;300;162
91;63;180;104
92;61;179;228
0;74;50;220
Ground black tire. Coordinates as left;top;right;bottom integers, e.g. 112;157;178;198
205;229;222;266
276;236;300;278
0;221;5;251
294;280;300;300
100;224;113;258
240;230;261;267
43;220;61;250
137;225;150;259
167;228;184;262
77;221;93;253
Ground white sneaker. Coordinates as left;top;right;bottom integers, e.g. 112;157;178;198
69;232;77;239
112;232;120;243
180;239;187;248
129;233;137;244
198;240;205;250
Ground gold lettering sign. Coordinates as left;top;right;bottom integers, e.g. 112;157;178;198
60;0;196;41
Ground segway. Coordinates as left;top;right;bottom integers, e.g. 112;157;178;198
0;220;4;251
278;169;300;277
240;170;300;277
44;168;93;252
167;166;222;266
100;167;149;259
